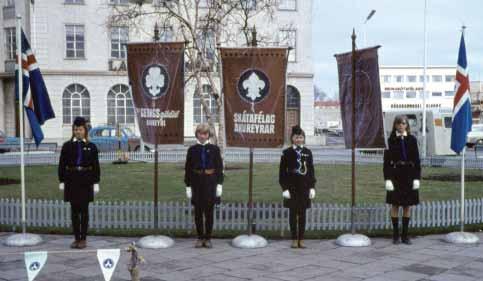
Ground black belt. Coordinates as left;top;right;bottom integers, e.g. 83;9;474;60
390;161;415;168
66;166;93;171
193;169;215;175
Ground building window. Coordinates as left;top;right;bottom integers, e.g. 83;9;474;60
111;26;128;59
193;85;218;124
4;0;15;6
279;29;296;62
393;91;404;99
241;0;257;10
65;24;85;58
197;27;216;61
287;85;300;109
432;92;442;97
278;0;296;10
62;84;90;125
432;75;443;82
109;0;128;4
382;75;391;83
406;91;417;98
159;25;174;42
395;75;404;83
407;75;417;83
199;0;213;8
419;75;430;83
4;27;16;60
445;91;455;97
64;0;84;4
107;84;135;125
445;75;455;82
382;91;391;99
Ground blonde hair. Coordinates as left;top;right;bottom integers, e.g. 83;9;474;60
195;123;211;138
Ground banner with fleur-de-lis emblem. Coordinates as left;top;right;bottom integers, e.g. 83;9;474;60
127;42;185;144
221;48;288;147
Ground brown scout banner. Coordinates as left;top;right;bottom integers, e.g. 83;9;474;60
221;48;288;147
335;46;385;149
127;42;184;144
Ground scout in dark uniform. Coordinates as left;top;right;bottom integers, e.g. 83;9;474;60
184;123;224;248
58;117;101;249
279;125;316;248
383;115;421;245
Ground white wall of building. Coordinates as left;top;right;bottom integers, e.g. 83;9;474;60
0;0;314;144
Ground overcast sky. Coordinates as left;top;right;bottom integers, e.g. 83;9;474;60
312;0;483;98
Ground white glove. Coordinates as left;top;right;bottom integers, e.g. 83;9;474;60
94;183;100;194
413;179;420;190
282;190;291;199
186;187;192;199
216;184;222;197
385;180;394;191
59;182;64;191
309;188;316;199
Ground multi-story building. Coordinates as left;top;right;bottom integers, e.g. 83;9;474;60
0;0;315;144
379;66;456;113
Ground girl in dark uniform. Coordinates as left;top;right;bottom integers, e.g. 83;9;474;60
383;115;421;245
58;117;100;249
279;125;316;248
184;123;224;248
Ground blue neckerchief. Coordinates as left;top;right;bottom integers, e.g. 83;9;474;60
200;146;207;169
75;141;83;166
400;138;408;161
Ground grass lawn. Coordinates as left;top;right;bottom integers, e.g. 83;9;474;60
0;162;482;203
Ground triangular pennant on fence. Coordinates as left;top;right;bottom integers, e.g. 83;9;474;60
97;249;120;281
24;251;48;281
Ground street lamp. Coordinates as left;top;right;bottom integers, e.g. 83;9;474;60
363;9;376;47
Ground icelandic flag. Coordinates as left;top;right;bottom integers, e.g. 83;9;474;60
15;29;55;146
450;32;472;153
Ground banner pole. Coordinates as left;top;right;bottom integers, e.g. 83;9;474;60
154;144;159;229
248;146;254;235
350;29;356;235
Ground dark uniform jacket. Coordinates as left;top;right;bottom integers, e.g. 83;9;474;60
58;138;100;204
383;133;421;206
184;142;224;207
279;146;316;209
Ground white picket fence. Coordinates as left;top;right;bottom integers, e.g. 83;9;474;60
1;198;482;232
2;150;483;168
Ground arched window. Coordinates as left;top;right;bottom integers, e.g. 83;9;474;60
107;84;135;125
62;84;90;124
287;85;300;109
193;84;219;124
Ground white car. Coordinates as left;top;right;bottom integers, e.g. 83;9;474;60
467;124;483;145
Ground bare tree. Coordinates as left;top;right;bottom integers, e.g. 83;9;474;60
108;0;278;156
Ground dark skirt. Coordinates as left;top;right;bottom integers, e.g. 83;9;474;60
191;174;220;208
386;166;419;206
283;184;311;210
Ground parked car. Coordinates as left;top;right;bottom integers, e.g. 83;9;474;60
467;124;483;146
88;126;149;152
0;130;20;153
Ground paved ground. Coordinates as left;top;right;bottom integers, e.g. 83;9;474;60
1;232;483;281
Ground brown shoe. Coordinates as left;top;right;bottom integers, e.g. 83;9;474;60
204;240;213;248
70;240;79;249
291;240;299;248
195;239;204;248
77;240;87;249
298;240;307;249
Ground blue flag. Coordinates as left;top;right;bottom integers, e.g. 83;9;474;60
15;29;55;146
450;33;472;153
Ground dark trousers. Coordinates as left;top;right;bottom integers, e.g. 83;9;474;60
71;202;89;241
289;208;306;240
194;205;214;240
